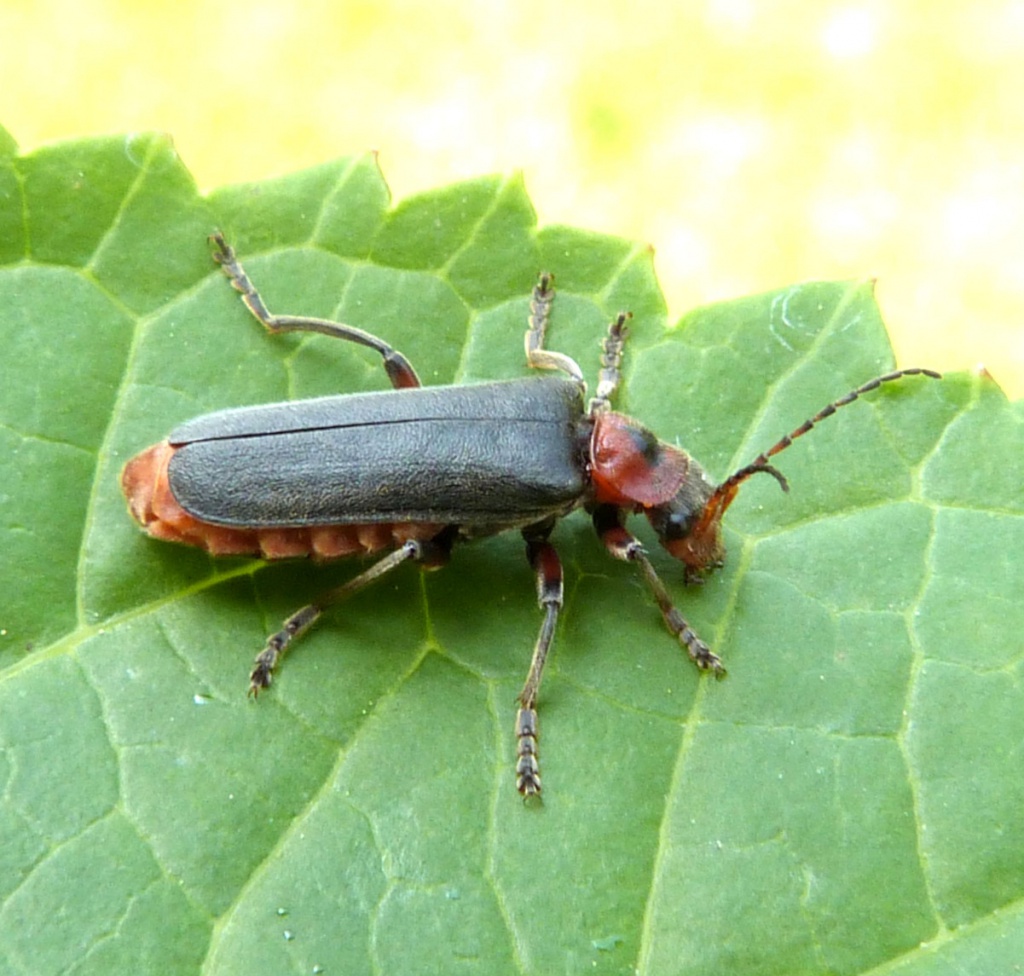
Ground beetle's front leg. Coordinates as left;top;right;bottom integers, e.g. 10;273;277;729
515;520;563;798
593;505;726;676
588;311;631;415
250;528;457;694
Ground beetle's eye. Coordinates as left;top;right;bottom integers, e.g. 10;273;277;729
648;503;697;541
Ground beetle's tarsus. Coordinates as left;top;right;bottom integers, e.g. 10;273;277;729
685;633;727;676
515;706;542;798
209;230;232;261
248;657;274;697
248;604;321;697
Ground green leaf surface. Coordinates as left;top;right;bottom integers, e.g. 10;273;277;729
1;129;1021;976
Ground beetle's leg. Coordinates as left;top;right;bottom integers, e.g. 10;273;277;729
593;505;726;676
588;312;631;415
210;232;421;390
514;519;564;798
249;528;456;694
524;273;585;384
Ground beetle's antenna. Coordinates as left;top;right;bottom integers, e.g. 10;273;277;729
694;367;942;533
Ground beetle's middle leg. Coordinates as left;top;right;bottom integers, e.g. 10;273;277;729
524;273;585;384
210;232;421;390
514;518;564;798
249;527;457;694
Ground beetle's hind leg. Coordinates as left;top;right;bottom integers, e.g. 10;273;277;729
514;519;564;798
249;529;457;695
209;232;421;390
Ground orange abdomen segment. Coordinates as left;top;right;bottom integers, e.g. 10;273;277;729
121;441;442;560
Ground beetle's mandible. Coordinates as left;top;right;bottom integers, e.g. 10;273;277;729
122;234;941;797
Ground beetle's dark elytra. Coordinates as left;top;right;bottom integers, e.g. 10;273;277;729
167;378;588;528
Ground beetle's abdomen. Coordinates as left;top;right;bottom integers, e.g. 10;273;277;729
122;441;442;560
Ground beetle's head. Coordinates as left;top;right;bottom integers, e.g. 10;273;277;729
645;484;726;580
590;412;787;580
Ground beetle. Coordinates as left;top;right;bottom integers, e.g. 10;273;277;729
122;233;940;796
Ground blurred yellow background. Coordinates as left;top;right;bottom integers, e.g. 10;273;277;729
3;0;1022;397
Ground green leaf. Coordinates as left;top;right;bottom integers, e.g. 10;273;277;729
1;130;1021;976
